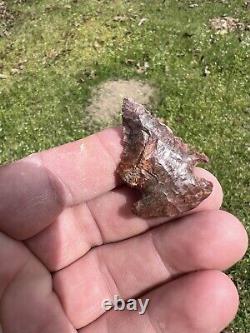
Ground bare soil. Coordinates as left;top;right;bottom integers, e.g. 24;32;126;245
209;16;249;34
86;79;155;125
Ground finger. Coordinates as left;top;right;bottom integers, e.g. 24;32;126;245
0;127;122;240
0;233;76;333
53;210;247;328
80;270;239;333
27;168;222;271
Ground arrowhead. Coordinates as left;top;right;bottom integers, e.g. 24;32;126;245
116;99;213;218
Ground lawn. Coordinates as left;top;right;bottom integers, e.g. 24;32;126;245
0;0;249;331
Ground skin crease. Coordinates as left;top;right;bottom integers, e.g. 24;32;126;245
0;127;248;333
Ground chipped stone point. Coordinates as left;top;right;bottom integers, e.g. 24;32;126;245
116;98;213;218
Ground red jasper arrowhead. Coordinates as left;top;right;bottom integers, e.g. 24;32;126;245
116;98;213;218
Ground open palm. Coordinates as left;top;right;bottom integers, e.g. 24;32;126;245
0;127;247;333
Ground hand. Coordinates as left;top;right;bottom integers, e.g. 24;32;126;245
0;128;247;333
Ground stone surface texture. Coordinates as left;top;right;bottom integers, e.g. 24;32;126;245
117;98;213;218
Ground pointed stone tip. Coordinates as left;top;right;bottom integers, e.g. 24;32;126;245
122;98;149;118
123;97;135;103
122;98;139;116
122;97;136;109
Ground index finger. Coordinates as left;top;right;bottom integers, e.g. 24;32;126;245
38;127;123;204
0;128;122;240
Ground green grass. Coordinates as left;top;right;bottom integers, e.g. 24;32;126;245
0;0;249;331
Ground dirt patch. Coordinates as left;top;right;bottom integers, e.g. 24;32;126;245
209;16;250;34
0;1;15;37
86;79;155;125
